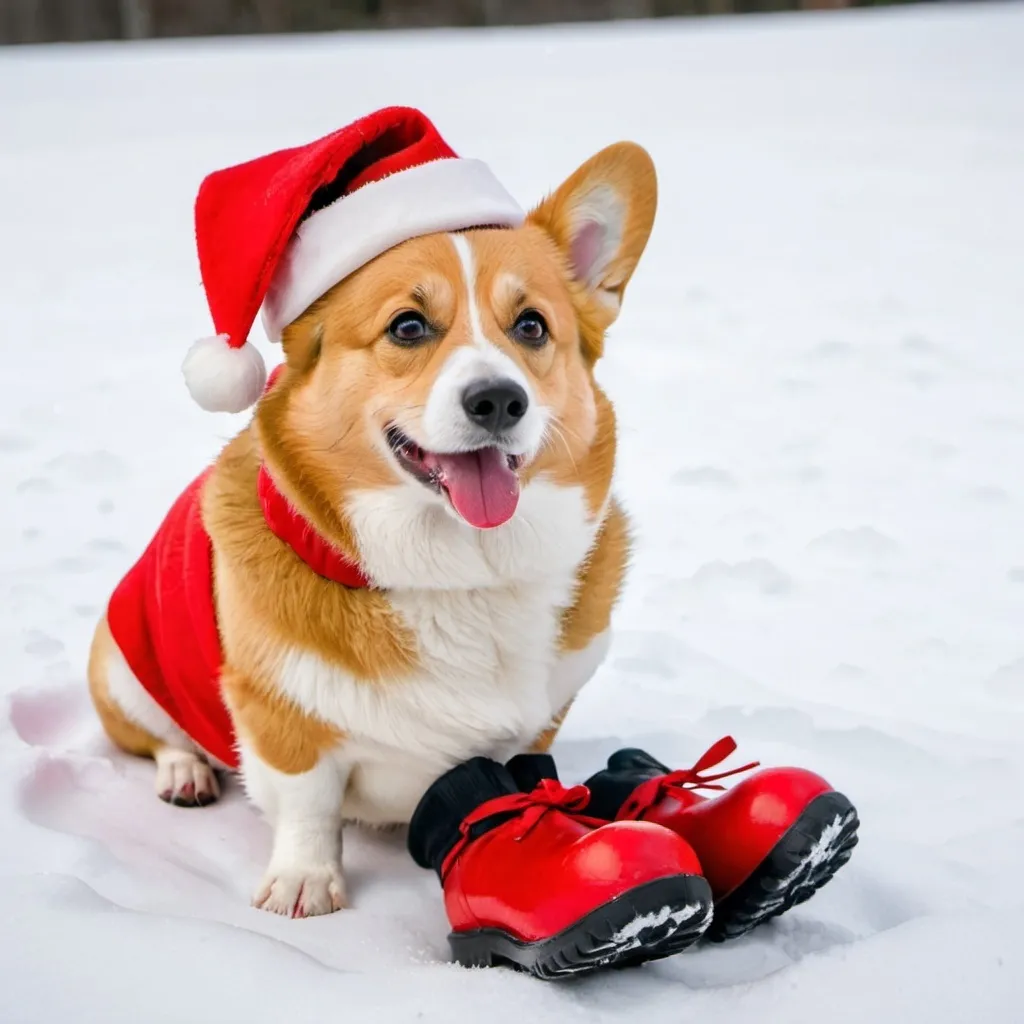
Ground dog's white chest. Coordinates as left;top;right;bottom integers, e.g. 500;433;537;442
270;480;605;823
389;580;567;746
274;580;571;824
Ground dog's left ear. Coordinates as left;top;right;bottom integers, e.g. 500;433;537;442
529;142;657;333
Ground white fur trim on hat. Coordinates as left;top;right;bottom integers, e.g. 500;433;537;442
182;334;267;414
260;157;524;342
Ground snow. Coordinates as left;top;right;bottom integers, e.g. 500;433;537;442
611;902;710;945
2;2;1023;1020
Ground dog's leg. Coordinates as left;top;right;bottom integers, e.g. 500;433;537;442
88;615;220;806
242;751;348;917
534;502;630;754
221;667;347;917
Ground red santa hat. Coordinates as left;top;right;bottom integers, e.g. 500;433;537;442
182;106;525;413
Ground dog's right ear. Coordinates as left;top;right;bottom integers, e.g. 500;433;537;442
528;142;657;338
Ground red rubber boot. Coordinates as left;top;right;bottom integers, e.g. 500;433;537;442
409;758;713;978
584;738;859;942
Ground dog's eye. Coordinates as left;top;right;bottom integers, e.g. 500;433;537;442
511;309;549;348
388;311;430;346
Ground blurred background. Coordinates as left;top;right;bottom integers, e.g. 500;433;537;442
2;0;930;45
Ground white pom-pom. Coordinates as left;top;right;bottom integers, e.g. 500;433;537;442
181;334;267;414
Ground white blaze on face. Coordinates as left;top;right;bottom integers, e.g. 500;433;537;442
419;234;547;458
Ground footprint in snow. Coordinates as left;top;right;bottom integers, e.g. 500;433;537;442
985;658;1024;700
782;465;824;485
17;477;54;495
781;434;821;456
670;466;737;489
87;537;126;554
827;663;868;683
50;556;95;575
908;437;957;462
778;377;815;395
43;451;127;484
971;485;1010;505
0;433;33;453
8;685;89;748
23;631;64;658
807;527;900;561
686;558;794;596
902;368;939;389
980;415;1024;435
901;333;943;357
805;339;854;362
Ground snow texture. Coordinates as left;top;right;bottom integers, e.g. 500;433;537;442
611;903;710;945
2;3;1023;1021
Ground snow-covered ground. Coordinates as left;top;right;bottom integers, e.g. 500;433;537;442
2;3;1023;1020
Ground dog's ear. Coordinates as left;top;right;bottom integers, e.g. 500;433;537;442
528;142;657;336
281;313;325;372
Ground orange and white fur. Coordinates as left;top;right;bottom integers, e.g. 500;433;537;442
88;142;657;916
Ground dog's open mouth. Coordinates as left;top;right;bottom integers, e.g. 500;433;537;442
386;426;523;530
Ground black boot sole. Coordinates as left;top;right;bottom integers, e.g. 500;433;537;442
706;790;860;943
449;873;713;979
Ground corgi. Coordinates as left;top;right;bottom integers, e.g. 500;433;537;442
88;111;657;917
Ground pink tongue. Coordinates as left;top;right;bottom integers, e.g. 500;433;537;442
427;447;520;529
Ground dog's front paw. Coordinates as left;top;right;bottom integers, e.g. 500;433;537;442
253;862;347;918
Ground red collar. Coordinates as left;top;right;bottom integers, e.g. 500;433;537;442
257;465;371;589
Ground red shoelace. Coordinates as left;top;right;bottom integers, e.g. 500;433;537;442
441;779;607;879
618;736;760;821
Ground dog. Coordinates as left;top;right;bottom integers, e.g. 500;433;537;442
88;111;657;917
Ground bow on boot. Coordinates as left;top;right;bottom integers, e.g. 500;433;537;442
618;736;760;821
441;779;606;878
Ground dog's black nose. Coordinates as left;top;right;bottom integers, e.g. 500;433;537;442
462;379;529;435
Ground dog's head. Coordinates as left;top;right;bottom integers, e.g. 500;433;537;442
256;143;656;561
